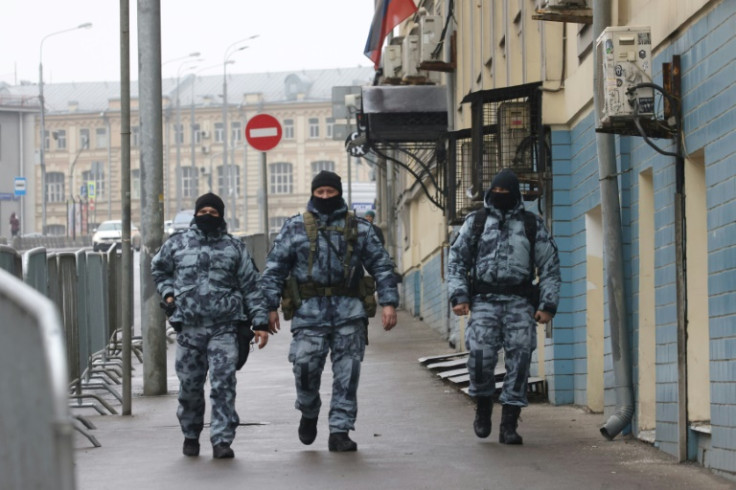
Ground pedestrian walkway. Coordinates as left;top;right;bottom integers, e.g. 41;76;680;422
74;311;734;490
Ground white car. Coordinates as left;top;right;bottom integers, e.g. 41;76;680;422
92;220;141;252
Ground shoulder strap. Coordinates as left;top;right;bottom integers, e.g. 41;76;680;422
471;209;488;263
303;211;358;283
303;212;319;281
523;211;537;279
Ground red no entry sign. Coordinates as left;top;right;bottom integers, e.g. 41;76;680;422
245;114;282;152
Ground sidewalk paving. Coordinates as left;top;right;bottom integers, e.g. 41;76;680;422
73;311;734;490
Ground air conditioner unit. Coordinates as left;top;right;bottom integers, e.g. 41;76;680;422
539;0;587;8
596;26;654;127
201;146;209;154
402;34;420;79
419;15;443;64
382;44;403;79
200;130;210;139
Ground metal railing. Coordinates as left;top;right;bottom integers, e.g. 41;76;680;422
0;243;140;449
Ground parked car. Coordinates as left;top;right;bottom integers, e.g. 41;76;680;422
168;209;194;237
92;220;141;252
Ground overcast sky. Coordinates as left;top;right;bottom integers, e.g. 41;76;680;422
0;0;377;85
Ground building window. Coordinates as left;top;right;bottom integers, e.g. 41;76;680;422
54;130;67;150
311;160;335;176
216;165;240;197
269;216;288;233
132;127;140;148
46;172;65;203
214;122;224;143
174;123;184;144
182;166;199;198
132;169;140;199
326;117;334;139
269;162;293;194
80;128;90;149
192;123;201;144
47;224;66;236
283;119;294;140
43;130;50;150
231;121;242;143
308;117;320;139
82;161;105;199
95;127;108;149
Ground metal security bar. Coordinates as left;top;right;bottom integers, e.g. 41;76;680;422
450;82;547;224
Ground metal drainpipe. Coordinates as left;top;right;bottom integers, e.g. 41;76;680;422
592;0;634;440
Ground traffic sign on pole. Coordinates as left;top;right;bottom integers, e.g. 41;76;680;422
14;177;26;196
245;114;282;152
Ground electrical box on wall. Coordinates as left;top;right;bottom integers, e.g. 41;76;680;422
596;26;654;127
382;44;403;79
419;15;442;64
402;34;420;79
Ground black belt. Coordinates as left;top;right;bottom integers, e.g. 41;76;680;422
473;282;534;298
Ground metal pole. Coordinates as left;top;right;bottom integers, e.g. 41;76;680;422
260;152;269;250
120;0;133;415
38;23;92;235
242;114;248;230
222;63;228;201
190;77;197;197
106;113;112;219
175;76;182;213
39;61;47;234
137;0;167;396
593;0;633;441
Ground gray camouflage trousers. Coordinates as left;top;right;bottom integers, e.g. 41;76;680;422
466;296;536;406
175;323;238;445
288;321;366;433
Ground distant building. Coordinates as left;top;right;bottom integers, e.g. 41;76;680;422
0;67;375;234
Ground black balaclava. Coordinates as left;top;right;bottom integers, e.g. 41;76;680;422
193;192;225;234
310;170;344;215
489;169;521;212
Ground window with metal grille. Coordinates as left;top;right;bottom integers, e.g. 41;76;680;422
182;166;199;198
46;172;65;203
309;117;320;139
132;169;140;199
284;119;294;139
449;82;547;224
82;162;105;198
216;165;240;197
311;160;335;176
269;162;293;194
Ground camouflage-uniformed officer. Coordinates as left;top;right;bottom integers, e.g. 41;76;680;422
260;171;398;452
151;192;269;459
448;169;560;444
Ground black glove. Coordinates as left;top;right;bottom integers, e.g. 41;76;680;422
236;325;255;370
160;299;176;317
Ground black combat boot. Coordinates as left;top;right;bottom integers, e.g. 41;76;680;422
328;432;357;452
212;442;234;459
182;438;200;457
499;404;523;445
473;396;493;438
298;416;318;445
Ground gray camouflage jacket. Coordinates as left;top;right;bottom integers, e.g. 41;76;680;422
151;222;269;329
259;199;399;330
448;189;561;315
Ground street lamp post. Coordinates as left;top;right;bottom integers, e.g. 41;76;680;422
38;22;92;234
175;58;200;213
222;35;258;229
190;62;232;199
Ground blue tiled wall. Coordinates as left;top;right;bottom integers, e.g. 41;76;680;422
550;0;736;474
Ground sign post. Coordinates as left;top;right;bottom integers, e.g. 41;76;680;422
14;177;26;196
245;114;282;248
